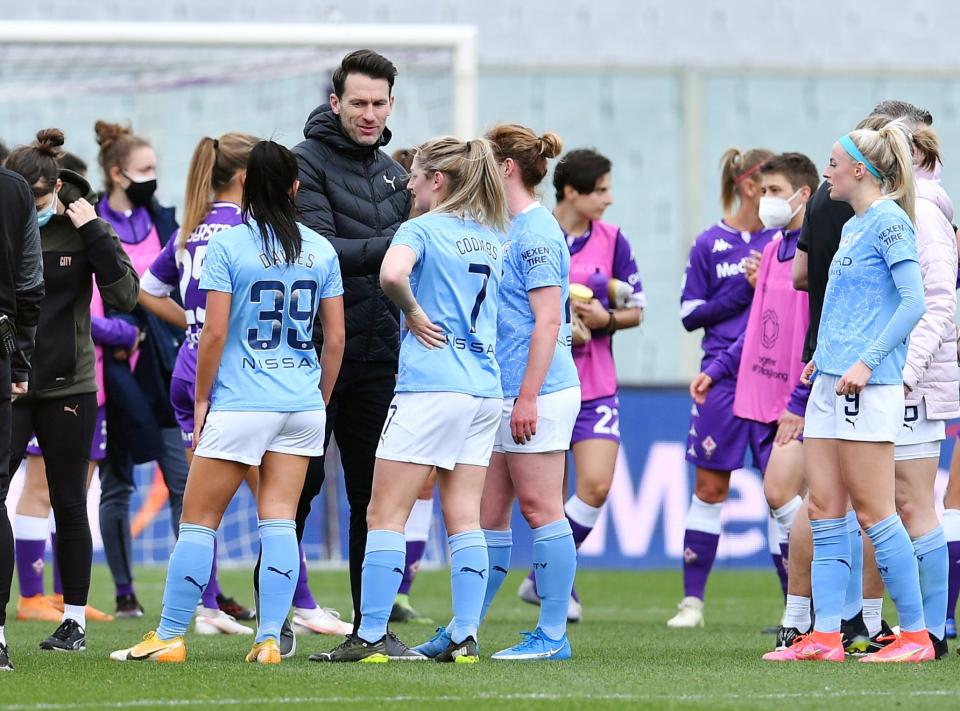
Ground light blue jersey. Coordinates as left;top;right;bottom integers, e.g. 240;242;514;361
814;200;919;384
497;203;580;398
393;212;503;398
199;220;343;412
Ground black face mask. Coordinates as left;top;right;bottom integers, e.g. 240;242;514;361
123;176;157;208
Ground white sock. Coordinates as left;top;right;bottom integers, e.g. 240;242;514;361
565;495;602;528
943;509;960;542
685;495;723;535
14;514;48;541
781;594;811;631
767;514;780;555
0;625;5;646
404;498;433;542
863;597;883;638
772;496;802;544
63;604;85;629
48;509;57;535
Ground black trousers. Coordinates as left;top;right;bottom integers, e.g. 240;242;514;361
295;360;395;632
0;357;12;626
7;391;97;610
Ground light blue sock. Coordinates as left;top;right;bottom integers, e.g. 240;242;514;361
914;525;948;640
867;513;925;633
843;510;863;621
448;530;488;644
447;528;512;636
810;517;851;634
157;524;216;640
257;519;298;644
533;519;576;641
357;529;405;644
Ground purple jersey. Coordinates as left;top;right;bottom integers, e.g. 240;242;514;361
141;202;243;382
679;221;778;368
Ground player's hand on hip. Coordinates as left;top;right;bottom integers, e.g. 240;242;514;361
836;361;872;396
775;410;804;445
510;394;538;445
192;400;210;450
800;361;817;386
405;307;446;349
690;372;713;405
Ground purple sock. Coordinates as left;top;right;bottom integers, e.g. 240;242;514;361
398;540;427;596
201;539;220;609
15;538;46;598
51;531;63;596
682;529;720;599
116;582;135;597
772;553;788;599
292;544;318;609
947;540;960;621
780;542;790;565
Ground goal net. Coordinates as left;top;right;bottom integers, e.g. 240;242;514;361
1;22;473;568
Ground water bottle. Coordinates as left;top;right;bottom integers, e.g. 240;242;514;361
587;268;610;309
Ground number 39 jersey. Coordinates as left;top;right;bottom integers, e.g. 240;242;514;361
497;203;580;399
392;212;504;399
142;202;244;384
199;220;343;412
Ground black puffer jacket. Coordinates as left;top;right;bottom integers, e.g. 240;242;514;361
292;104;410;364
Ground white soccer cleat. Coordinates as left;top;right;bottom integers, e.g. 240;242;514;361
194;608;254;636
567;596;582;623
517;578;541;606
291;606;353;636
666;596;705;628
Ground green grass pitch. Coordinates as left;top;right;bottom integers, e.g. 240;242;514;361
0;566;957;710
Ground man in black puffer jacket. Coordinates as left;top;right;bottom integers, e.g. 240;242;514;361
290;49;416;660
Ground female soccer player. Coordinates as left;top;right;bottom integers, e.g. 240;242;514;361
140;133;350;641
765;121;929;663
671;147;779;628
111;140;345;665
311;136;508;664
2;129;139;655
514;149;644;621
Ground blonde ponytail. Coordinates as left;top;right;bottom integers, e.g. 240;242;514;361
848;120;917;225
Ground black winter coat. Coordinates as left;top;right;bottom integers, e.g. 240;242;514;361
292;104;410;364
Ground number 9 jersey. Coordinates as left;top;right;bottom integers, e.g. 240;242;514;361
392;213;504;398
199;220;343;413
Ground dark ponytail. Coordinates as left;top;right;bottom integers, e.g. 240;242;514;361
241;141;302;264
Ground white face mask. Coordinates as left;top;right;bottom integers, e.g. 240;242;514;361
758;189;803;229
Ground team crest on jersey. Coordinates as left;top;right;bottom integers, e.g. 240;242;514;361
701;436;717;459
683;547;699;564
502;240;512;256
761;309;780;349
712;238;732;253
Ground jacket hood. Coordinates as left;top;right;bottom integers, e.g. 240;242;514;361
916;163;954;225
302;103;393;158
58;168;95;207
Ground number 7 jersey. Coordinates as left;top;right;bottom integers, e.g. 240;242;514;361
391;212;504;398
199;220;343;412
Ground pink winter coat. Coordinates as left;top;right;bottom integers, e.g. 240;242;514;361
903;166;960;419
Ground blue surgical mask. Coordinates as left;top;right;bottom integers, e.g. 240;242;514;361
36;192;57;227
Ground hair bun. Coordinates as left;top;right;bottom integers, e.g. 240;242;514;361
34;128;65;157
94;120;132;149
537;132;563;159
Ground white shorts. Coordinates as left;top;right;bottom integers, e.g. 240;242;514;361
375;392;502;470
194;409;326;466
803;374;903;443
894;399;946;460
493;386;581;454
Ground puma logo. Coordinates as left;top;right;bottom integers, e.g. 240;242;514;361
493;565;508;574
63;404;79;416
392;567;404;574
845;417;857;429
903;423;915;432
459;567;486;579
184;575;207;593
267;567;293;580
383;174;396;189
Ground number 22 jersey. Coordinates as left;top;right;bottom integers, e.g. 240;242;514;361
199;220;343;412
392;212;504;399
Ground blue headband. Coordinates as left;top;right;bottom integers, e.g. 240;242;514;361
839;134;883;180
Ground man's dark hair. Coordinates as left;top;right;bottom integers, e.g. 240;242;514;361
760;152;820;194
332;49;398;98
870;99;933;127
553;149;612;203
0;141;8;165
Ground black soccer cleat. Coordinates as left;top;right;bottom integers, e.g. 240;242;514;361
115;593;145;619
841;611;870;654
930;632;949;660
435;635;479;664
308;634;388;663
774;625;807;651
280;618;296;659
384;630;428;660
862;619;897;655
0;643;13;671
217;593;255;621
39;619;86;651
